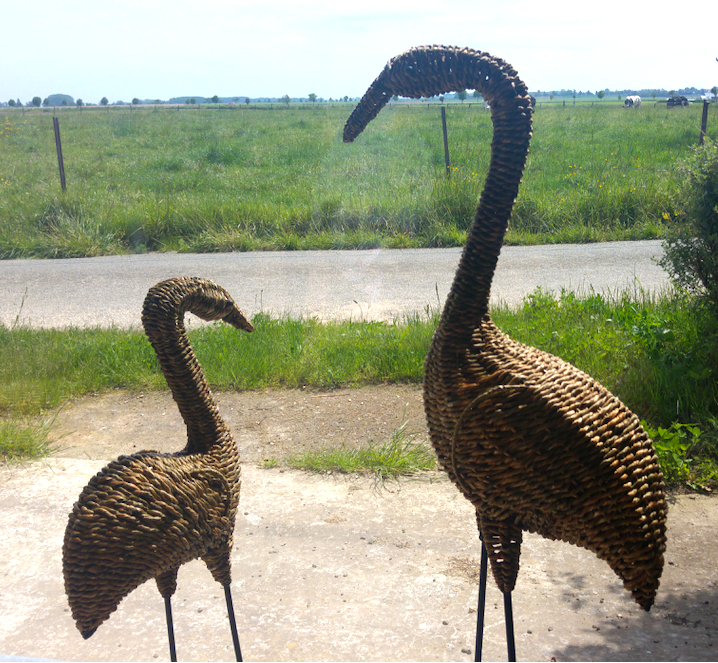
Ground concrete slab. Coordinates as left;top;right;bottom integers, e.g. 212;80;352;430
1;459;716;662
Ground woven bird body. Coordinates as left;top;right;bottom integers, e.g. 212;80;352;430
345;45;667;611
63;277;253;639
425;316;666;608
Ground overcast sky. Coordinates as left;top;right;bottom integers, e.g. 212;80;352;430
4;0;717;104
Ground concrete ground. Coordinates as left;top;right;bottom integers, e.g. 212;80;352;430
1;459;716;662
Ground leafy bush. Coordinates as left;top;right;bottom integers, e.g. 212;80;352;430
642;421;702;485
659;140;718;308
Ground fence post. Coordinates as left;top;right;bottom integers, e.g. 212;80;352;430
700;101;709;145
52;117;67;193
441;106;451;178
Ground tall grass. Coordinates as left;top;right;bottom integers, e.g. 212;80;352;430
2;289;716;428
1;101;714;256
0;418;59;462
0;312;434;417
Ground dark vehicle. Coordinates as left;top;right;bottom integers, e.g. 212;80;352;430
667;95;689;108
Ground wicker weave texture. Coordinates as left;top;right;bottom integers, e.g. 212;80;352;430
346;46;667;611
62;277;253;638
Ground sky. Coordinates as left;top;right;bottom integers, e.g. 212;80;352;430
3;0;717;104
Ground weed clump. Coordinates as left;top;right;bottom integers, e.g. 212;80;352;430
286;417;436;481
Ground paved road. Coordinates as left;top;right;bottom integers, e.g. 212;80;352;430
0;240;669;329
2;459;717;662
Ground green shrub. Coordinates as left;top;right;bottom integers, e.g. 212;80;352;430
659;140;718;308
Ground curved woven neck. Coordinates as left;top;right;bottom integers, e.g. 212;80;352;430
141;279;226;453
344;45;532;328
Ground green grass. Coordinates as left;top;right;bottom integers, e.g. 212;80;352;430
0;312;434;418
285;417;437;481
1;101;715;257
0;418;59;463
2;286;718;485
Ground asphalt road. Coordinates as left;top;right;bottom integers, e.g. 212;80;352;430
0;240;669;329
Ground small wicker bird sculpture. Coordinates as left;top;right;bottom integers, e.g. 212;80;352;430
62;277;253;661
344;46;667;660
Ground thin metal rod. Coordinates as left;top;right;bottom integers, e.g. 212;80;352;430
503;591;516;662
224;584;243;662
164;596;177;662
475;542;488;662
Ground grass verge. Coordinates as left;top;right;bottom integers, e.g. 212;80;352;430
2;285;717;487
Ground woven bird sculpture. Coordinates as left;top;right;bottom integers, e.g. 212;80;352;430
62;277;253;662
344;46;668;660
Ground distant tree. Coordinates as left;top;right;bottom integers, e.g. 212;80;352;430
100;97;108;106
189;98;196;105
132;98;140;105
42;98;49;107
76;99;83;107
652;92;657;99
281;94;291;105
153;99;161;105
472;90;481;100
549;93;554;101
457;90;468;102
245;97;250;105
343;95;348;102
211;95;219;104
62;99;68;106
596;90;605;100
308;93;317;103
32;96;41;107
712;86;718;101
8;99;15;107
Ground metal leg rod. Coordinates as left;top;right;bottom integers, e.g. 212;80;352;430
164;596;177;662
224;584;243;662
503;591;516;662
475;542;489;662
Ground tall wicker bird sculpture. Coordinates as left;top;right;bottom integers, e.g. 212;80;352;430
62;277;253;662
344;46;667;661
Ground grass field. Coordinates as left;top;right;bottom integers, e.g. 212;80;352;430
1;100;715;257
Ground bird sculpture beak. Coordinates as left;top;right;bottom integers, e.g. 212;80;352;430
225;307;254;332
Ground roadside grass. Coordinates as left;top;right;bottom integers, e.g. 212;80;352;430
285;417;437;481
2;285;717;486
0;417;60;463
1;102;715;257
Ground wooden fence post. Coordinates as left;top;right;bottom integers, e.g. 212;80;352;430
441;106;451;178
53;117;67;193
700;101;710;145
